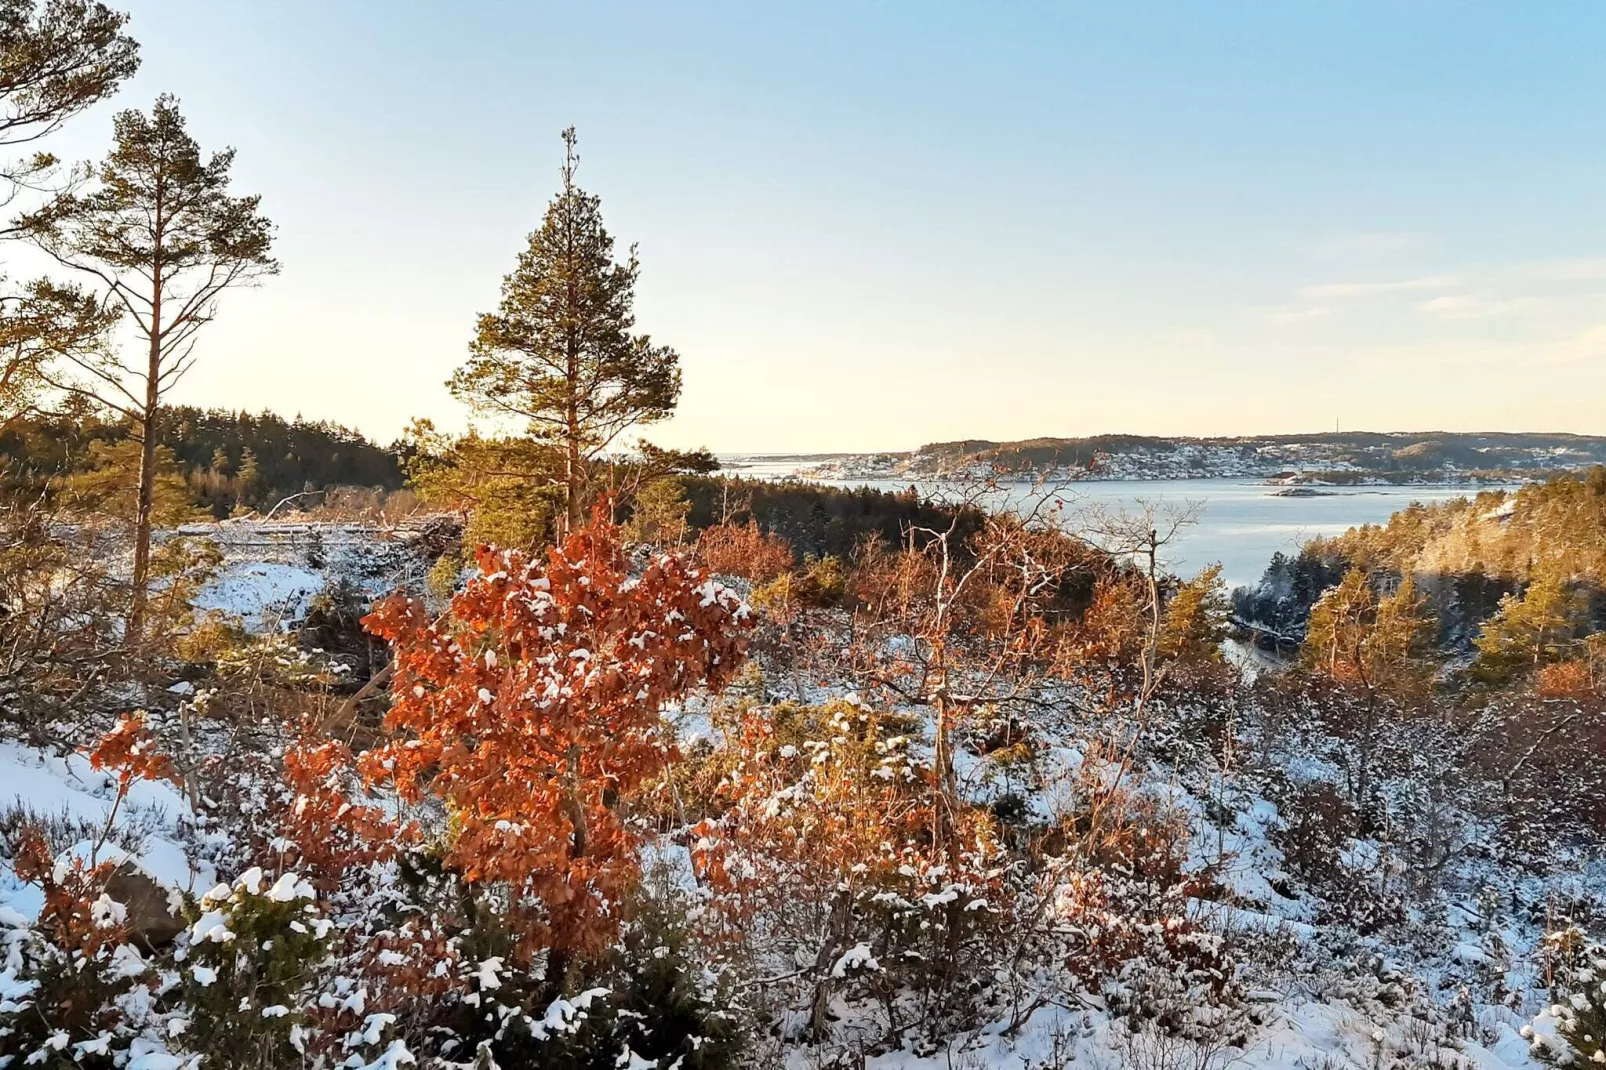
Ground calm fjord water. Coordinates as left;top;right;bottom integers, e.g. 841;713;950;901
728;462;1504;591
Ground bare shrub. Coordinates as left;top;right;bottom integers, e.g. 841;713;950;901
697;519;795;583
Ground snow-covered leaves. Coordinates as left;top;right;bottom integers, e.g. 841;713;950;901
361;507;751;967
691;699;1006;1041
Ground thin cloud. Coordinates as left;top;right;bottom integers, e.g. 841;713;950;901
1267;306;1330;325
1309;231;1435;259
1525;324;1606;368
1511;257;1606;283
1298;275;1458;301
1167;326;1218;347
1418;294;1553;320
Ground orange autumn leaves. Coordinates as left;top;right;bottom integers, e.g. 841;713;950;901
360;505;753;961
64;510;755;975
64;509;754;975
690;700;1005;936
89;711;176;789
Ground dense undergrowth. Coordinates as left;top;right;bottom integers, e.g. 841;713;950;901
2;475;1604;1069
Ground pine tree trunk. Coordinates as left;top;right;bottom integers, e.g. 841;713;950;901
562;167;583;539
565;415;581;537
128;274;162;642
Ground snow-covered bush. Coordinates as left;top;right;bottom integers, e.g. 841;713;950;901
174;867;340;1067
0;830;151;1069
1526;926;1606;1066
1049;769;1244;1041
1269;779;1405;935
596;870;746;1070
693;699;1010;1047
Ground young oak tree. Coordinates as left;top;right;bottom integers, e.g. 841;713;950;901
847;473;1083;872
360;505;751;995
451;127;681;537
22;94;276;638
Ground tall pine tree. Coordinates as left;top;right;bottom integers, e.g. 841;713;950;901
22;94;277;638
451;127;680;536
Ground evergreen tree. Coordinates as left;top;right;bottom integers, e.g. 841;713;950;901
0;280;115;428
21;95;277;637
451;127;680;536
624;476;691;547
235;446;259;504
1158;562;1231;663
1301;569;1435;809
1473;571;1590;682
0;0;139;197
1304;569;1434;691
403;419;561;548
58;437;193;524
0;0;139;425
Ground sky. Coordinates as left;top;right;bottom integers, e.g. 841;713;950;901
29;1;1606;452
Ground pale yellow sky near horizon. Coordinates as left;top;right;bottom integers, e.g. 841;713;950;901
159;248;1606;453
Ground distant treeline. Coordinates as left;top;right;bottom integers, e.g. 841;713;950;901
912;431;1606;475
679;475;980;559
1;406;985;543
914;435;1159;472
0;405;405;516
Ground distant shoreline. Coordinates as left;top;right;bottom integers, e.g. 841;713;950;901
719;432;1596;485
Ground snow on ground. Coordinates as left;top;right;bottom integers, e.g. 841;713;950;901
192;560;330;630
0;741;213;919
180;519;434;631
0;523;1579;1068
669;667;1564;1070
776;995;1537;1070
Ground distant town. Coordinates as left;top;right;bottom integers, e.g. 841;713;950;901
731;431;1606;483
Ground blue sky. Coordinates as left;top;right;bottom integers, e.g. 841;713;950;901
42;1;1606;451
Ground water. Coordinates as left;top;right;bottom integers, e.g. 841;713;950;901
721;460;1506;590
1021;478;1500;590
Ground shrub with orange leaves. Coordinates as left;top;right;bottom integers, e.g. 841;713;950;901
696;519;794;584
76;711;179;891
6;828;145;1064
274;737;408;891
89;711;176;795
360;505;751;981
692;699;1007;1040
8;712;175;963
1537;656;1601;699
12;828;126;959
1060;573;1150;669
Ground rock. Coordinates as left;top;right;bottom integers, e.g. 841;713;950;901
105;862;184;948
